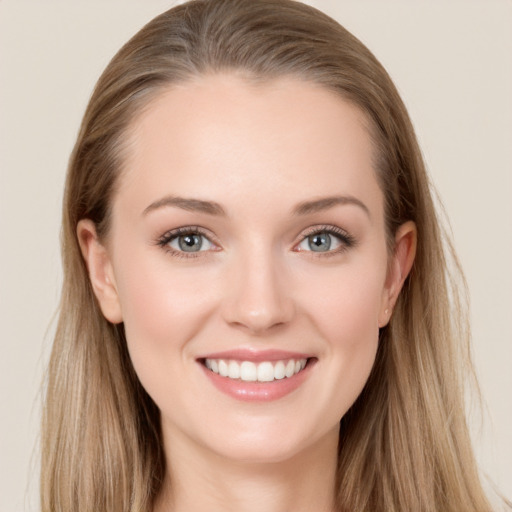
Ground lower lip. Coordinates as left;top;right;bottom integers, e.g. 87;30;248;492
200;361;313;402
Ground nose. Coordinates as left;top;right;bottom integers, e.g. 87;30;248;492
221;248;295;335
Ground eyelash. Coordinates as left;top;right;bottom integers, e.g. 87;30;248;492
156;225;356;259
296;225;357;257
156;226;219;259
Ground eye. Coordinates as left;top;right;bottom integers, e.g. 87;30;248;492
297;231;341;252
169;232;213;253
157;227;218;256
295;227;355;254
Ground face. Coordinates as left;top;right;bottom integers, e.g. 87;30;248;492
80;74;414;465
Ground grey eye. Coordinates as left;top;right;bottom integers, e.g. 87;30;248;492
297;231;343;253
178;234;202;252
307;232;332;252
169;233;213;252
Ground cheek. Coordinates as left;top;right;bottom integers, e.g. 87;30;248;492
297;259;385;408
300;258;386;342
112;251;217;378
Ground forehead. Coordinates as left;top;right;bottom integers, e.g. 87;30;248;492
117;74;382;217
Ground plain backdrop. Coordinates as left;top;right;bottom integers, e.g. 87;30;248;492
0;1;511;510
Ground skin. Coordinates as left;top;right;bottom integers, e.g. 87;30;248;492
78;74;416;512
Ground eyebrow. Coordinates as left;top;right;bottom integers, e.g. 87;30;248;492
142;194;369;218
293;195;370;217
142;196;226;216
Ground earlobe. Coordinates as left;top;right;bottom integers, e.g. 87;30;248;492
77;219;123;324
379;220;417;327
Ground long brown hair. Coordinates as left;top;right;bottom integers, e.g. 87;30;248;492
42;1;495;510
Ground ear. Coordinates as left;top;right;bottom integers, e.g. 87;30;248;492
378;220;417;327
77;219;123;324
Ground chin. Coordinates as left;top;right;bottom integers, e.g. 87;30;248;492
190;413;341;466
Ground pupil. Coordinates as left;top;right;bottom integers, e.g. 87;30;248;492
309;233;331;252
179;234;202;252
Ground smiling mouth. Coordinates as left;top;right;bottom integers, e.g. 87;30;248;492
202;358;311;383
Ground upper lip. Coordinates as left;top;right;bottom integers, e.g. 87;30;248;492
197;348;314;363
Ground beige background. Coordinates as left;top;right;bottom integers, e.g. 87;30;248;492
1;1;511;510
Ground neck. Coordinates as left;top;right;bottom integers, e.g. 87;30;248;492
153;425;339;512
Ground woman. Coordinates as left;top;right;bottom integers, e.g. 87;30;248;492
41;0;504;511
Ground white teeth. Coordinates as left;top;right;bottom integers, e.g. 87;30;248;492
257;362;274;382
240;361;257;381
228;360;240;379
274;361;285;380
204;357;308;382
218;360;229;377
285;360;295;378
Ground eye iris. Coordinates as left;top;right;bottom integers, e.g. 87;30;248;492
308;232;331;252
178;234;202;252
